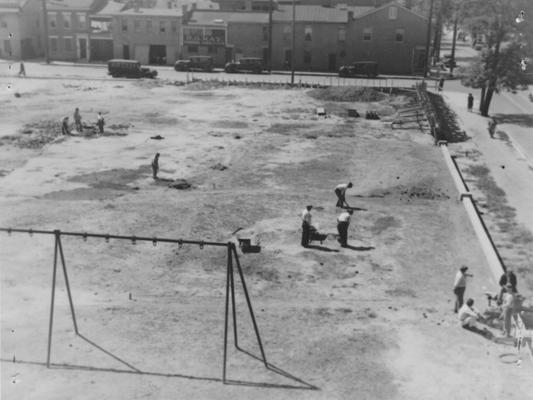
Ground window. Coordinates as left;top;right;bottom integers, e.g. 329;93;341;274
160;20;166;33
79;14;86;28
50;37;57;52
64;37;72;51
121;19;128;32
171;20;177;33
283;25;291;42
0;18;7;28
338;28;346;43
187;45;198;53
304;25;312;41
303;50;311;64
146;20;153;32
134;19;141;32
395;28;404;42
208;45;216;54
48;13;57;28
388;6;398;20
262;26;268;41
340;50;346;58
363;28;372;41
3;40;12;55
63;12;71;29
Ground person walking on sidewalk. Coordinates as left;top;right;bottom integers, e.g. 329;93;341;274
488;118;497;139
453;265;472;313
438;77;445;92
301;205;313;248
18;61;26;77
337;209;353;248
467;93;474;112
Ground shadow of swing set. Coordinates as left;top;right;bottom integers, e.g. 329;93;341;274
0;227;317;390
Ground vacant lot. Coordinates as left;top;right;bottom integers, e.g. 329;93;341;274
1;78;531;400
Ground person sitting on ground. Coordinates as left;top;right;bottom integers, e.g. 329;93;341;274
458;298;483;330
61;116;70;135
151;153;160;180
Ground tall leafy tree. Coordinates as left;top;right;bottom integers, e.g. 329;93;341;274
460;0;530;116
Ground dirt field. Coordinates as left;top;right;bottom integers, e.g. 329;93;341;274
1;78;532;399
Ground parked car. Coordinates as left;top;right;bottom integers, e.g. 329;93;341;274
224;58;265;74
174;56;214;72
338;61;379;78
442;54;457;69
107;59;157;79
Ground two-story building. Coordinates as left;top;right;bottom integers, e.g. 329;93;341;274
347;1;428;75
184;10;268;65
0;0;44;60
104;0;185;65
46;0;107;61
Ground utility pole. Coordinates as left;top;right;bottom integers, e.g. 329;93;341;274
423;0;434;78
42;0;50;64
268;0;273;73
450;8;458;75
291;0;295;84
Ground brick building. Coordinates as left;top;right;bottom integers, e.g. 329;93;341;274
46;0;107;61
184;10;268;65
103;0;185;65
0;0;44;60
346;2;428;75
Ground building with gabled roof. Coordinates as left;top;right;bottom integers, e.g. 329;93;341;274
0;0;44;59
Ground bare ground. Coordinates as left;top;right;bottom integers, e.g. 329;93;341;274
1;78;532;400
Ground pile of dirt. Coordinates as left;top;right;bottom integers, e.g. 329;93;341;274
308;87;387;102
168;179;192;190
210;163;228;171
369;183;450;200
0;120;62;149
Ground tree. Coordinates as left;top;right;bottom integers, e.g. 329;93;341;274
460;0;530;116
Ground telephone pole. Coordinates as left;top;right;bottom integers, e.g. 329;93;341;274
42;0;50;64
291;0;295;84
423;0;434;78
268;0;273;72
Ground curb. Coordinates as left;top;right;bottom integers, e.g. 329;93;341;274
438;141;533;363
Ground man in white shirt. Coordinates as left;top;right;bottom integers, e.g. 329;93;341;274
301;205;313;247
337;209;353;247
458;298;483;329
334;182;353;208
453;265;471;313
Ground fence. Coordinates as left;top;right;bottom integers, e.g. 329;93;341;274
415;81;441;143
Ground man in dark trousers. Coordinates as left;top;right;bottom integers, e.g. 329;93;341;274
74;108;83;133
337;209;353;248
438;77;445;91
97;112;105;135
467;93;474;111
61;116;70;135
151;153;160;180
334;182;353;208
18;61;26;77
488;118;497;138
498;268;517;303
453;265;472;313
301;205;313;247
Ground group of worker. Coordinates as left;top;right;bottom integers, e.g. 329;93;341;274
61;108;105;136
454;265;521;338
301;182;354;248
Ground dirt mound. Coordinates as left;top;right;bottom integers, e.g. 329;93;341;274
308;87;387;102
168;179;192;189
0;120;63;149
369;183;450;200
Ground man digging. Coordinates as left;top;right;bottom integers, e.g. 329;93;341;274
334;182;353;208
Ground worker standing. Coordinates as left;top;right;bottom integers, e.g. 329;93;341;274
61;116;70;135
501;284;516;337
488;118;497;139
453;266;472;313
74;108;83;133
151;153;160;180
18;61;26;77
301;205;313;248
336;209;353;248
467;93;474;112
97;112;105;135
334;182;353;208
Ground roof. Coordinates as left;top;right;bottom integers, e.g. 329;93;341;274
46;0;99;11
114;7;182;16
353;1;427;21
0;0;30;12
339;5;375;17
273;5;348;23
94;0;125;16
188;10;269;24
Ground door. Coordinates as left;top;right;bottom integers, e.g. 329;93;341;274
284;49;291;69
79;38;87;59
328;53;336;72
123;45;129;59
